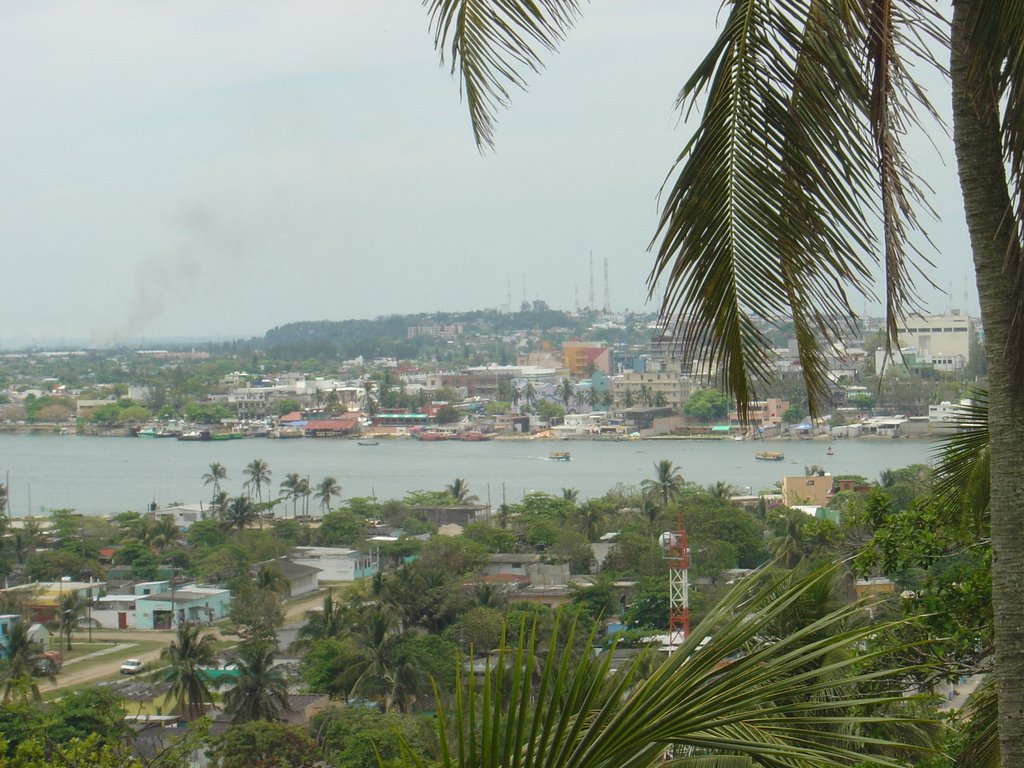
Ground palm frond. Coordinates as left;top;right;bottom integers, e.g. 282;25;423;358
647;0;941;421
954;675;998;768
425;0;582;150
931;388;989;537
417;564;940;768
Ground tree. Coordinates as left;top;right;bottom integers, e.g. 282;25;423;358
291;592;348;652
682;388;731;422
279;472;302;519
445;477;477;503
534;400;565;425
314;476;342;515
0;620;49;702
640;460;685;510
555;378;574;410
243;459;272;505
254;563;291;596
229;583;285;644
58;592;97;651
202;462;228;502
158;622;218;720
429;3;1006;750
220;642;291;723
208;721;318;768
222;495;255;531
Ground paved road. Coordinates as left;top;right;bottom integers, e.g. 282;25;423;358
39;589;327;694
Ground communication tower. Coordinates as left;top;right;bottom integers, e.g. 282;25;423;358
663;515;689;647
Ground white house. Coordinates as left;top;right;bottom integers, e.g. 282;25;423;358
290;547;376;582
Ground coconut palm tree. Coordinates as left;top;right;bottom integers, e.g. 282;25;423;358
210;490;230;518
220;642;291;723
58;592;97;651
0;620;50;702
158;622;217;720
243;459;271;505
707;480;734;500
555;378;574;410
202;462;228;502
298;477;312;519
523;380;537;409
640;459;685;510
222;495;255;532
446;478;478;504
291;592;348;653
254;564;291;597
771;508;811;570
314;476;341;516
424;2;1024;758
279;472;302;519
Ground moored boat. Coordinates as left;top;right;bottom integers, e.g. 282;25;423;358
357;440;380;446
178;429;211;442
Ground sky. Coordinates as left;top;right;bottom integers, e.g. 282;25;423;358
0;2;976;348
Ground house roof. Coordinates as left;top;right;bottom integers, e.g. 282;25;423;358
253;557;322;579
487;553;542;564
304;418;357;431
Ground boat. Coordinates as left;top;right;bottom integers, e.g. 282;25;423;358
268;427;304;439
137;427;157;438
177;430;211;442
415;430;452;441
826;446;834;456
549;451;572;461
754;451;785;461
357;440;380;446
210;432;244;441
457;431;494;441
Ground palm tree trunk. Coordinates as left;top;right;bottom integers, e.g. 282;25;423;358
951;2;1024;762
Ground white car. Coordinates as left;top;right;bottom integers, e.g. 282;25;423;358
120;659;145;675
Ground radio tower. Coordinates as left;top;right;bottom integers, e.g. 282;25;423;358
603;257;610;313
667;512;690;648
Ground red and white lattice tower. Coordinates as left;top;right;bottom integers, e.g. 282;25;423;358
667;519;689;648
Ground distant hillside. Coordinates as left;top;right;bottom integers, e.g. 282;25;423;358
255;307;586;362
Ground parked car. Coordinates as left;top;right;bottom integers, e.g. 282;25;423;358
120;659;145;675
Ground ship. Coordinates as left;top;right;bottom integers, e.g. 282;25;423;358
549;450;572;461
754;451;785;461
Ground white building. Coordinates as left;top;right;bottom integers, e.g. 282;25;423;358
290;547;376;582
896;312;974;366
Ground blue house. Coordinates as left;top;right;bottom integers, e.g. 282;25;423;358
134;586;231;630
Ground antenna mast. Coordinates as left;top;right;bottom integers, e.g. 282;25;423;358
667;512;689;648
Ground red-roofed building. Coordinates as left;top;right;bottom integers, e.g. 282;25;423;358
304;418;358;437
278;411;305;424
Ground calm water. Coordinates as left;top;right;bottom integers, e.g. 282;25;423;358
0;433;938;517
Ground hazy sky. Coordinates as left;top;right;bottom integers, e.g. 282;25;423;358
0;2;975;347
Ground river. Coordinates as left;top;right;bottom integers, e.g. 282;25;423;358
0;433;942;517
